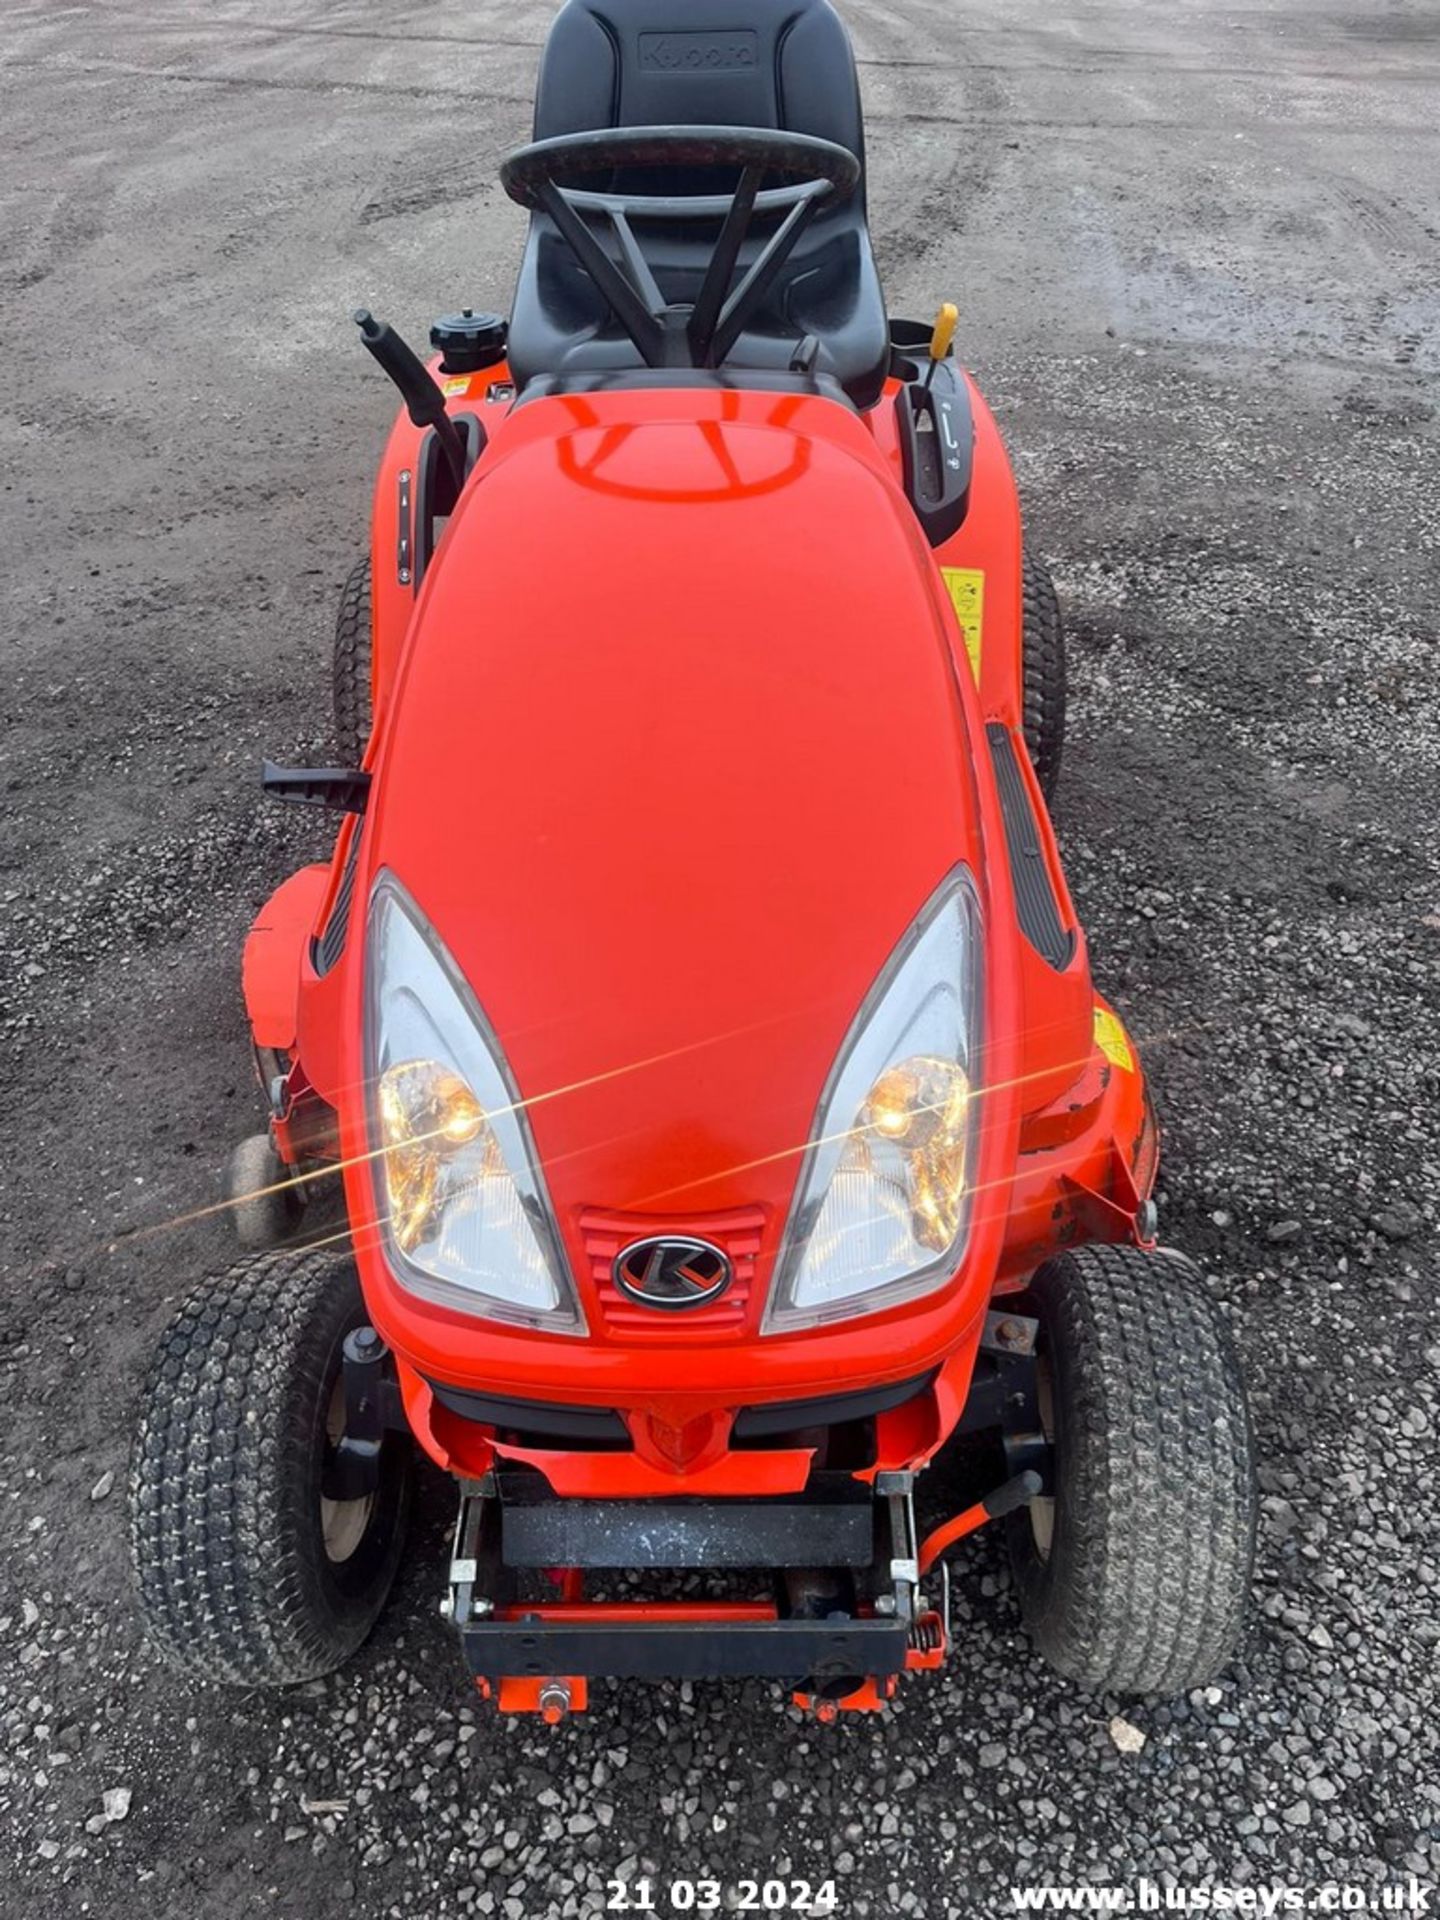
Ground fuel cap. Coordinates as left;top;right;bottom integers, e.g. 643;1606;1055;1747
429;308;507;374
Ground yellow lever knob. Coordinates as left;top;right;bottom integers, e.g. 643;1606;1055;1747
929;301;958;363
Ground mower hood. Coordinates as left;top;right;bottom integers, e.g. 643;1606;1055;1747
361;389;985;1255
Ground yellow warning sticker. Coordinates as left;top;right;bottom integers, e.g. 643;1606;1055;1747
940;567;984;684
1093;1005;1134;1073
442;375;472;397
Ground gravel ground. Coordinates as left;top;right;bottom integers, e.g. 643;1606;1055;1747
2;0;1438;1915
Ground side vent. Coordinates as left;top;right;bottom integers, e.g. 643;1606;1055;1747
986;723;1074;971
313;832;361;977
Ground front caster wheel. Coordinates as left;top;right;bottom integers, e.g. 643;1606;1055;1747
1006;1244;1256;1694
224;1131;305;1250
129;1248;412;1686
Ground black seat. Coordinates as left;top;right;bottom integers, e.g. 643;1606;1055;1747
507;0;889;409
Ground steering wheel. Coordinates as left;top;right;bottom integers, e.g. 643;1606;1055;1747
499;126;861;372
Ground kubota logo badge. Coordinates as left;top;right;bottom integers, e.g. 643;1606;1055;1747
637;30;758;72
613;1236;733;1310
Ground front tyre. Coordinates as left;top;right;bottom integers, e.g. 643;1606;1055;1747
1006;1244;1256;1694
129;1248;411;1686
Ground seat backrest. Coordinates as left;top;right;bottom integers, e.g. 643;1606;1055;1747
533;0;867;197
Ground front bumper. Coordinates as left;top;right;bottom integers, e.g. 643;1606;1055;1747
395;1340;974;1495
424;1369;938;1448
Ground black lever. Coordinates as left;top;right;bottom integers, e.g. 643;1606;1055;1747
982;1469;1044;1519
353;309;468;495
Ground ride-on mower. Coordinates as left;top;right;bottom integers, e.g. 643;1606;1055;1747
130;0;1256;1718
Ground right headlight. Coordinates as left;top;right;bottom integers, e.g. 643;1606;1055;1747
365;875;584;1333
764;868;983;1334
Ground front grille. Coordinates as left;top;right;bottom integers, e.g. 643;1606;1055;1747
579;1204;765;1339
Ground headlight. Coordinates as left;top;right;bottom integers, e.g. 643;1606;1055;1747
365;876;584;1332
764;868;983;1333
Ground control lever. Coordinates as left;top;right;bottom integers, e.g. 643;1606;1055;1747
353;308;470;495
918;1470;1044;1575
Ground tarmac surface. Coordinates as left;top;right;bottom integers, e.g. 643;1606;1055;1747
1;1;1438;1915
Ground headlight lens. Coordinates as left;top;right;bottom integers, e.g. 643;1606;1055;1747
366;877;583;1332
764;869;983;1333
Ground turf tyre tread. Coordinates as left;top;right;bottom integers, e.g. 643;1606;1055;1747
1021;548;1066;804
333;555;373;766
1007;1244;1256;1694
129;1247;409;1686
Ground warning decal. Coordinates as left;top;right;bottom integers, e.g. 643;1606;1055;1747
1093;1005;1134;1073
442;376;472;397
939;567;984;684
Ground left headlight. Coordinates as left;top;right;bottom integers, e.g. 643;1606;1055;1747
764;868;983;1334
365;875;584;1333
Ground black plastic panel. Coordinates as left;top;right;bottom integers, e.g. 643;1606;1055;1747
986;723;1074;970
499;1472;874;1570
896;366;973;547
427;1380;629;1444
313;831;361;978
413;414;484;590
463;1615;908;1682
733;1369;936;1439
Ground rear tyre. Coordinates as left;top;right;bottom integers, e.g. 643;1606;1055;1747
333;555;373;765
1021;549;1066;805
1006;1244;1256;1695
130;1248;411;1686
